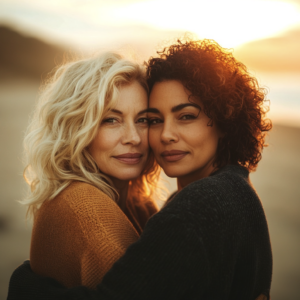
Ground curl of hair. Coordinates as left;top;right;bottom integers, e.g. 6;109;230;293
24;52;161;218
146;39;272;171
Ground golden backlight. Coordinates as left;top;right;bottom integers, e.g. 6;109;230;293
112;0;300;47
1;0;300;50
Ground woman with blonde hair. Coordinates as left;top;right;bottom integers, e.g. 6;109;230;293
22;52;160;289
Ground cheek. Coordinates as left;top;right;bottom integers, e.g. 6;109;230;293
140;127;149;147
149;128;159;149
186;126;218;150
90;130;117;156
195;129;220;154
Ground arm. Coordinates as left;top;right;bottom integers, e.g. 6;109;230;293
29;182;140;289
8;206;209;300
73;186;140;289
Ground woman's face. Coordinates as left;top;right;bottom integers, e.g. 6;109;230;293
148;80;221;186
89;81;149;184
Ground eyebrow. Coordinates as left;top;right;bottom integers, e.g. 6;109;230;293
171;103;201;112
145;108;160;114
110;108;149;116
110;109;122;114
146;103;201;114
137;108;151;115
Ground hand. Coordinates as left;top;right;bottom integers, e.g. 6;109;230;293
7;260;65;300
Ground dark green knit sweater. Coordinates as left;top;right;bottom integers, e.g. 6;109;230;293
7;165;272;300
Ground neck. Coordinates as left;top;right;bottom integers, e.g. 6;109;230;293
177;163;218;191
109;177;129;211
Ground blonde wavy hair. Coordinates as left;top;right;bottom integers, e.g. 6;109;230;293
23;52;161;218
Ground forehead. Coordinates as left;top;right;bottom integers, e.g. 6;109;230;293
149;80;191;106
114;81;148;111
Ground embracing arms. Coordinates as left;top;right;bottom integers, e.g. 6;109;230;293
8;205;208;300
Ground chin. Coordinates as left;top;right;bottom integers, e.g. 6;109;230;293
163;167;187;178
117;170;143;181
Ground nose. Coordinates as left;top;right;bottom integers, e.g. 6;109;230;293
161;120;179;144
122;123;142;145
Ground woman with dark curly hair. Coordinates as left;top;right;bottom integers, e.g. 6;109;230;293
8;39;272;300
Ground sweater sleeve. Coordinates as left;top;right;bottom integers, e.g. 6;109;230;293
30;182;140;289
94;210;209;300
8;205;209;300
73;185;140;289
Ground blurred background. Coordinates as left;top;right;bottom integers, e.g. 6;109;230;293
0;0;299;299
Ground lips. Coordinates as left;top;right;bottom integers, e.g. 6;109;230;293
161;150;188;162
113;153;143;164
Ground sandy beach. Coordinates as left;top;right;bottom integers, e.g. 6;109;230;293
0;78;299;300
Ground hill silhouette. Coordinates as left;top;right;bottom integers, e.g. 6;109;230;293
0;25;74;80
1;24;299;78
234;28;300;72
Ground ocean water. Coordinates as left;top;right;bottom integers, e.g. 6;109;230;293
256;72;300;127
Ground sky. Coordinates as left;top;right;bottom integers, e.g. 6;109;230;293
0;0;300;53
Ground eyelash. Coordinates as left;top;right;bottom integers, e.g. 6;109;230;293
149;114;196;125
148;118;162;125
103;118;149;124
180;114;196;120
138;118;149;124
103;118;118;124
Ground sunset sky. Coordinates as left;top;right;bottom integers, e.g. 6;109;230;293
1;0;300;53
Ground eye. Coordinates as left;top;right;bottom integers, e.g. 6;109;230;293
103;118;118;124
137;117;149;124
180;114;196;120
149;118;163;125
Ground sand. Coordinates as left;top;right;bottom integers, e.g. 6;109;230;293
0;78;299;300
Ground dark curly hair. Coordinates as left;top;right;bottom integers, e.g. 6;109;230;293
146;39;272;172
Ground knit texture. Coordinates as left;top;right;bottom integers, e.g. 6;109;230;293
30;181;158;289
7;165;272;300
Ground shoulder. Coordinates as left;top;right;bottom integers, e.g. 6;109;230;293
178;165;251;201
166;165;258;219
35;181;139;238
36;181;118;222
59;181;112;202
54;181;117;211
191;165;249;191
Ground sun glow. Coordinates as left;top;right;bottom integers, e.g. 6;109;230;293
112;0;300;48
1;0;300;50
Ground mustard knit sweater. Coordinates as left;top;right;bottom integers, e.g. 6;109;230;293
30;181;158;289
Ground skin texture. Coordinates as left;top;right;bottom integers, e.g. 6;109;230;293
148;80;222;190
89;81;149;204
